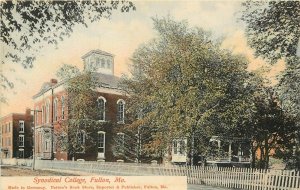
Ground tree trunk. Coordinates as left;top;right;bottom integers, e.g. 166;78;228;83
251;142;257;168
265;139;269;169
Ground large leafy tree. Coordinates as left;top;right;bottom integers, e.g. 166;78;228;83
241;1;300;169
121;17;255;161
62;72;101;157
54;65;105;159
0;0;135;101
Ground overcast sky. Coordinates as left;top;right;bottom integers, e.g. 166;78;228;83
0;1;286;117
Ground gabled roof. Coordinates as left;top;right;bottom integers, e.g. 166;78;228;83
81;49;114;59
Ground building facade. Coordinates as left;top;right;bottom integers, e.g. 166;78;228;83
0;109;33;158
32;50;127;161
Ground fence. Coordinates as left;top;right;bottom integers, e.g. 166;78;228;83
1;159;300;190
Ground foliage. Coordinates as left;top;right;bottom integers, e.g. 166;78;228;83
249;88;296;169
121;17;255;158
277;57;300;122
241;1;300;169
0;0;135;101
62;72;103;156
241;1;300;63
56;64;81;81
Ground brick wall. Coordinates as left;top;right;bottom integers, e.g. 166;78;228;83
33;82;128;161
0;109;33;158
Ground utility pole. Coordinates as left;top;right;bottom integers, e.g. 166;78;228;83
31;109;42;170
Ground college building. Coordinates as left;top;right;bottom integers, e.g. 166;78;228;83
32;50;128;161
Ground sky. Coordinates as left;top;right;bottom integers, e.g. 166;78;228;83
0;1;286;117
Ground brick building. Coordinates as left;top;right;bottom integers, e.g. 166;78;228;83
0;109;33;158
32;50;127;161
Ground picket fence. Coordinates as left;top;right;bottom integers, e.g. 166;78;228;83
1;159;300;190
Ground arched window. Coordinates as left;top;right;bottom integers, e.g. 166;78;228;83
61;96;65;120
97;97;106;121
117;99;125;123
45;100;50;123
53;98;58;121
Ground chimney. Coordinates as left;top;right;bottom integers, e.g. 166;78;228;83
25;108;31;115
50;79;58;84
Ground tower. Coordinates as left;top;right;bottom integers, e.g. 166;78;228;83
82;49;115;75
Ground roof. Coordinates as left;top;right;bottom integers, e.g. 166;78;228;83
91;72;120;89
33;72;121;99
81;49;114;59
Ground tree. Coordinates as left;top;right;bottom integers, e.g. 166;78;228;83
56;63;80;81
241;1;300;169
241;1;300;118
63;72;101;157
0;0;135;101
247;87;296;169
120;17;256;162
241;1;300;63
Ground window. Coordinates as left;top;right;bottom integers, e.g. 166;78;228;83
59;132;68;152
173;141;178;154
179;140;185;154
117;99;125;123
7;137;11;146
101;59;105;68
172;139;186;155
8;122;11;132
19;120;24;133
98;131;105;153
117;132;125;154
45;140;51;151
97;97;106;121
19;135;24;147
61;96;65;120
35;106;39;124
96;57;100;65
77;130;86;145
53;98;58;121
18;149;24;158
41;105;45;123
107;60;111;69
46;100;50;123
